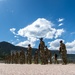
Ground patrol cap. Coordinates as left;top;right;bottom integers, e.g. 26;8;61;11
40;37;43;40
60;40;63;43
28;44;31;46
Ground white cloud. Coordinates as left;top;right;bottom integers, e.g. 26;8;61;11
16;40;35;48
55;29;65;38
16;37;37;47
48;39;64;50
10;28;16;35
18;18;54;38
58;18;64;22
17;18;64;39
11;42;15;44
48;39;75;54
58;23;63;26
66;40;75;51
11;18;65;47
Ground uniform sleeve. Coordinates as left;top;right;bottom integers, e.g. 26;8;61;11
61;43;66;50
43;41;45;47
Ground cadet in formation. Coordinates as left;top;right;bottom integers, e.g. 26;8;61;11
59;40;67;65
5;54;11;64
48;49;52;64
34;50;38;64
27;44;32;64
11;52;15;64
15;51;19;64
39;38;45;64
44;46;48;64
20;49;25;64
45;46;52;64
54;53;58;64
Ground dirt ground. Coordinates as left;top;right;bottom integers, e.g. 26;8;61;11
0;63;75;75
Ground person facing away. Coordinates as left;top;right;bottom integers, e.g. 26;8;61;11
59;40;67;65
39;38;45;64
39;38;45;51
34;50;38;64
44;46;49;64
11;52;15;64
54;53;58;64
27;44;32;64
20;49;25;64
15;51;19;64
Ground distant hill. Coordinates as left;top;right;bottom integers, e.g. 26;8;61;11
0;41;59;57
0;41;37;57
0;41;26;56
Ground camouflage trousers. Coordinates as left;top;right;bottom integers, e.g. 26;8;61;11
20;55;25;64
61;50;67;64
34;57;38;64
44;55;48;64
28;55;32;64
40;53;45;64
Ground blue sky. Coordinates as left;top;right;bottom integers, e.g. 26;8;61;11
0;0;75;53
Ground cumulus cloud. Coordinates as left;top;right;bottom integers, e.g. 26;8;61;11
17;18;64;39
48;39;75;54
16;40;35;47
10;28;16;35
66;40;75;51
11;18;65;47
16;37;37;47
18;18;53;38
58;23;63;26
55;29;65;38
48;39;64;50
58;18;64;22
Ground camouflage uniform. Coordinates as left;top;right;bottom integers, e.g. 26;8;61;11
26;52;28;64
20;49;25;64
44;46;48;64
5;55;9;64
34;50;38;64
54;53;58;64
6;55;11;64
15;51;19;64
39;38;45;64
48;50;52;64
27;44;32;64
11;52;15;64
60;41;67;64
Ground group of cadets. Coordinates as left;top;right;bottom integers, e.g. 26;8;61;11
5;38;67;65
